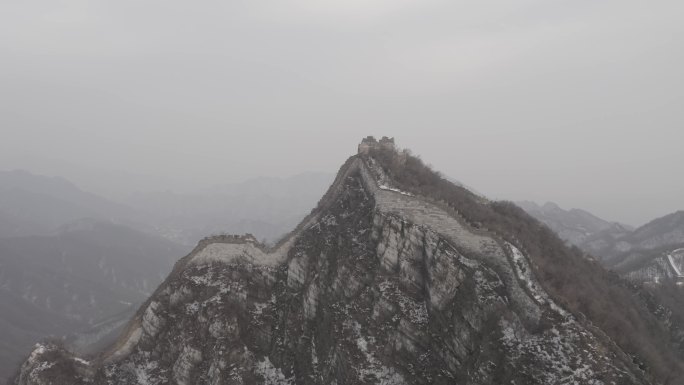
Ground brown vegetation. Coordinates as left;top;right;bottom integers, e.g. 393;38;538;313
366;146;684;383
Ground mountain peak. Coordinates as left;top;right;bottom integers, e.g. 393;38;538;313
357;135;396;154
541;201;562;211
13;140;683;384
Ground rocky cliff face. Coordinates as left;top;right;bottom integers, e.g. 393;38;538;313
12;154;654;385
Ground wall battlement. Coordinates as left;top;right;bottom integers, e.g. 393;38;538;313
197;233;259;248
358;136;396;154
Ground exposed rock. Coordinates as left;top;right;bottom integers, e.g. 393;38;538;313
13;149;655;385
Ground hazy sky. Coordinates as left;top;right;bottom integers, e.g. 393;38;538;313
1;0;682;226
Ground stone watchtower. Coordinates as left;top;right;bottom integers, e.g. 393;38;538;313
358;136;395;154
379;136;395;150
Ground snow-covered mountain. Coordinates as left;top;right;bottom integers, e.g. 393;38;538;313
14;138;684;384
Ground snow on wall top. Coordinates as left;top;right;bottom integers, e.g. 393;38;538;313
191;242;283;266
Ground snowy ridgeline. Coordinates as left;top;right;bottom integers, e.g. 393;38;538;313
12;153;652;385
186;158;419;270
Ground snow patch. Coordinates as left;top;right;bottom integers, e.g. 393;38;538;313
667;248;684;277
73;357;89;365
192;243;279;266
347;320;406;384
255;356;294;385
28;344;46;361
379;280;428;325
134;361;159;385
507;243;569;317
500;318;613;384
378;184;413;196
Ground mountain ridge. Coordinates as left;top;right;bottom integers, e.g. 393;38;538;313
519;201;684;286
0;169;142;238
516;200;633;250
0;219;189;381
12;139;684;384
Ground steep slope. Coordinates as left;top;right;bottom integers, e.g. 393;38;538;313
516;201;630;249
13;140;683;384
0;221;188;381
606;246;684;371
625;212;684;251
515;189;684;372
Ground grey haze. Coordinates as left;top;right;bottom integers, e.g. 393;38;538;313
1;0;683;226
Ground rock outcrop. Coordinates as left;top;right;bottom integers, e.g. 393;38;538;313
12;145;658;385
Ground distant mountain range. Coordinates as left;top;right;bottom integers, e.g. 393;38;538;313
0;170;186;379
516;201;634;250
518;201;684;285
601;212;684;284
0;169;334;245
0;220;187;380
14;138;684;385
6;162;684;384
0;170;142;238
0;169;334;381
123;172;334;245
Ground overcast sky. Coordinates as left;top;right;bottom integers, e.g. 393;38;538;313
1;0;682;226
